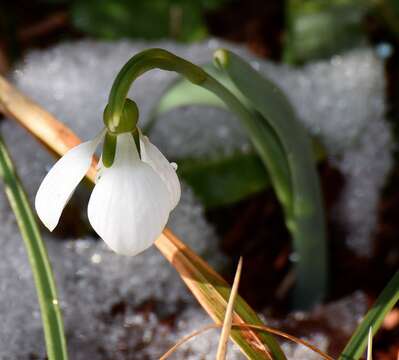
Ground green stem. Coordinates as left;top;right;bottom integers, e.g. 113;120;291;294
201;76;292;210
213;50;327;308
106;48;327;308
106;48;207;129
107;47;289;360
106;48;291;207
0;135;68;360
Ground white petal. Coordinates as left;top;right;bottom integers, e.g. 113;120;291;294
95;155;104;184
139;132;181;209
88;133;171;256
35;130;105;231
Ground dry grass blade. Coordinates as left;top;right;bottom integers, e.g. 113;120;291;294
216;257;243;360
367;327;373;360
157;230;277;359
0;74;286;360
159;324;216;360
160;322;335;360
235;324;334;360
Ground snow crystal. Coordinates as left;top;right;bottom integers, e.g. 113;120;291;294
0;183;225;358
281;334;329;360
171;307;245;359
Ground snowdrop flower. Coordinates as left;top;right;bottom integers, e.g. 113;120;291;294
35;123;180;256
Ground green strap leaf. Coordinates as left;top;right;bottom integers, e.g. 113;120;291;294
339;270;399;360
147;65;290;210
213;49;327;309
149;64;326;211
0;135;68;360
148;52;327;307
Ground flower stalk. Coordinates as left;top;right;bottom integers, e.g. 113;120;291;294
105;49;207;131
105;48;327;308
106;48;292;213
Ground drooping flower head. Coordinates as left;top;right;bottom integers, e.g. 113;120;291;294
35;99;180;256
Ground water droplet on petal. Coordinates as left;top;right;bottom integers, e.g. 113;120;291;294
91;253;102;264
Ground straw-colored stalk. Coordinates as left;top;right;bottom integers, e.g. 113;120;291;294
216;257;243;360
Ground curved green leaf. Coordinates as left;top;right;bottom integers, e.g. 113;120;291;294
148;65;292;211
149;53;328;307
213;49;327;308
339;270;399;360
0;136;68;360
149;65;326;212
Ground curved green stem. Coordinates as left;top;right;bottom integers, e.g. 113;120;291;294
106;49;207;129
201;76;292;209
106;48;291;359
106;48;292;207
106;48;327;308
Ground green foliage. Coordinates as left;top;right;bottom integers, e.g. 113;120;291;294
147;65;271;208
212;50;327;309
375;0;399;38
178;152;269;208
148;65;273;209
0;136;68;360
284;0;371;63
106;47;328;308
339;270;399;360
70;0;227;41
150;64;326;211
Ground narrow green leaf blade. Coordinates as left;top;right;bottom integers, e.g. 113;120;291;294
214;49;327;308
150;65;326;210
339;270;399;360
149;65;292;211
0;135;68;360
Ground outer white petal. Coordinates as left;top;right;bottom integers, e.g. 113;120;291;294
95;155;104;183
88;133;171;256
35;130;105;231
139;132;181;209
